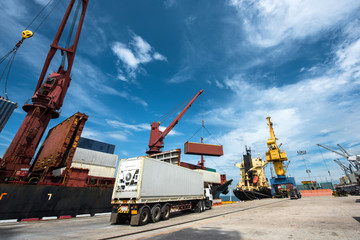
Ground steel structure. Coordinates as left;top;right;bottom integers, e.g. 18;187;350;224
265;117;299;197
0;0;89;179
146;90;203;155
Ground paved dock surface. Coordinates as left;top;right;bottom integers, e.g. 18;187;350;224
0;196;359;240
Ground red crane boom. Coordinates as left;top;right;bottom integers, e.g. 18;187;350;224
0;0;89;179
146;90;203;155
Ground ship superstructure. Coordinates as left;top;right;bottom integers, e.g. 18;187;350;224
233;146;271;200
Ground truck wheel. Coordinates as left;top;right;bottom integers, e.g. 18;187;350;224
139;206;150;226
194;201;201;213
161;204;171;220
200;201;205;212
150;205;161;223
208;200;213;209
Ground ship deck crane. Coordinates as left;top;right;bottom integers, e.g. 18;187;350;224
146;90;203;155
0;0;89;179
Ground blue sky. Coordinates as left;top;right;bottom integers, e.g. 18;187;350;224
1;0;360;186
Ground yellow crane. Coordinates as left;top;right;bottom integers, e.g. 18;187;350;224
265;116;288;177
264;117;300;199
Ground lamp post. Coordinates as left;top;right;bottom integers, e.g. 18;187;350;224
297;150;316;190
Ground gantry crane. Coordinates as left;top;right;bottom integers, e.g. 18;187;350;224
146;90;203;155
0;0;89;179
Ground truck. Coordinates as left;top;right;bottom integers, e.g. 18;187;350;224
110;156;215;226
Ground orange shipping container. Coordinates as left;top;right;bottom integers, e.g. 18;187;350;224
184;141;223;157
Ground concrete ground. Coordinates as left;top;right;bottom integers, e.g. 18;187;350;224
0;196;359;240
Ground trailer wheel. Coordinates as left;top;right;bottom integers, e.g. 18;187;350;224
150;205;161;223
139;206;150;226
161;204;171;220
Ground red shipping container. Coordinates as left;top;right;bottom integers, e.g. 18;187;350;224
184;141;223;157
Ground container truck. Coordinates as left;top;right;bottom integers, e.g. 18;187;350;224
110;156;213;226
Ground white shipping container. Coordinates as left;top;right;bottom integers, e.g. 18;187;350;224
112;157;204;203
53;164;116;178
73;163;115;178
193;169;221;184
72;147;118;168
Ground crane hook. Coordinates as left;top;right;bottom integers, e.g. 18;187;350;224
22;30;34;39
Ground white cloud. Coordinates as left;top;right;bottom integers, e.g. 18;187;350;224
70;57;148;108
206;34;360;183
153;52;167;61
228;0;360;47
215;80;224;88
111;33;167;82
112;42;139;69
159;126;182;136
163;0;177;8
336;38;360;77
168;67;192;83
106;120;149;132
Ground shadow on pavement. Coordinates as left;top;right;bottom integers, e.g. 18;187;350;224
145;227;242;240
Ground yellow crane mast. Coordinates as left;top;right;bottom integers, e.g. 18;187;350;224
265;117;288;177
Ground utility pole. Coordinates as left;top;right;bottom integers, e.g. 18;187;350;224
297;150;316;190
229;187;232;202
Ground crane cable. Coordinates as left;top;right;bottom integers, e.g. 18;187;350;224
61;0;82;68
317;145;334;182
157;93;196;123
186;94;221;145
0;0;61;99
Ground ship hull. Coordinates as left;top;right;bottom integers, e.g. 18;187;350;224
233;188;272;201
0;184;113;220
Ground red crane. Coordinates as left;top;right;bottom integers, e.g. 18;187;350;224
0;0;89;179
146;90;203;155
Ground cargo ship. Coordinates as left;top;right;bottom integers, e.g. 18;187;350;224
0;113;118;220
233;146;272;201
0;113;230;221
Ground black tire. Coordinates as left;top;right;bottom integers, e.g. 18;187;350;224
201;201;205;212
139;206;150;226
150;205;161;223
194;201;202;213
161;204;171;220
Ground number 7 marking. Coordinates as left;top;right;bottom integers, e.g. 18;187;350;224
0;193;7;200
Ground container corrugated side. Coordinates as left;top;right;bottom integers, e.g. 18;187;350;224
193;169;221;184
140;157;203;199
0;97;17;133
113;157;204;202
72;147;118;168
184;141;223;156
